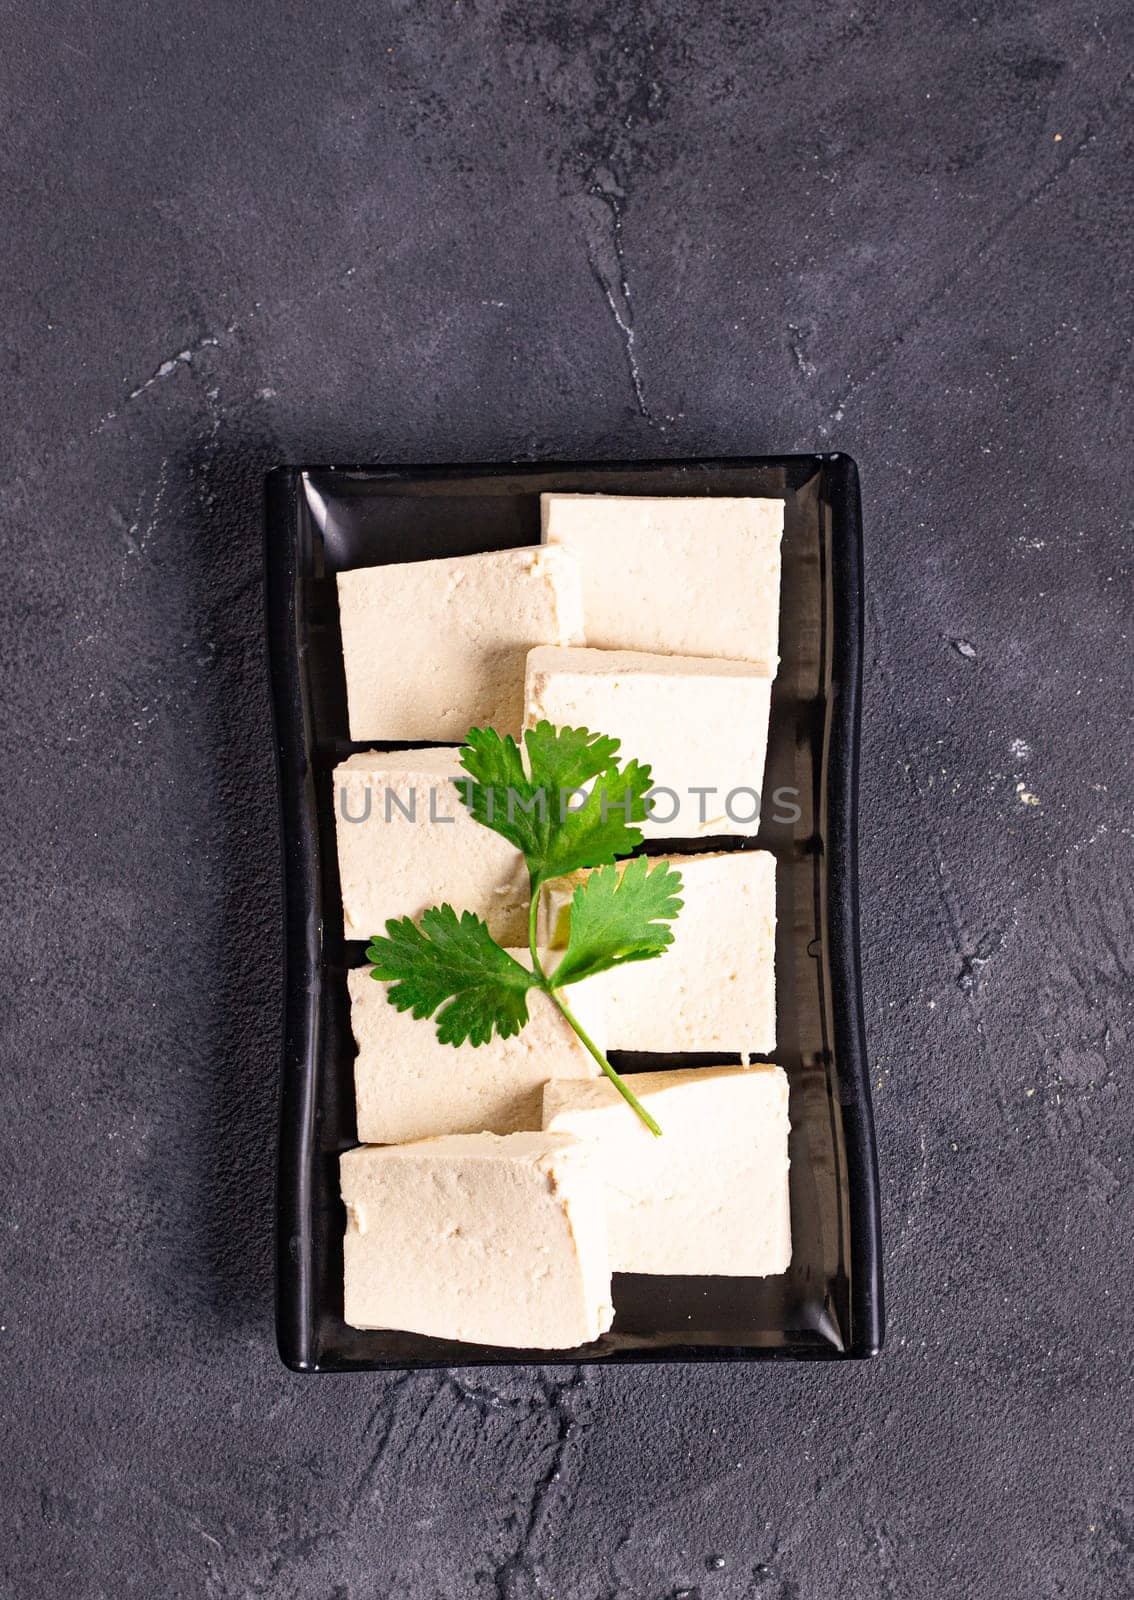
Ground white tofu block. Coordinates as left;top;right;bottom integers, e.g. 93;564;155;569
542;1064;791;1276
337;545;585;741
335;748;527;944
524;645;772;838
542;851;776;1052
349;954;604;1142
541;494;782;670
341;1133;614;1348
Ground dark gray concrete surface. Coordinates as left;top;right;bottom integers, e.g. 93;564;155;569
2;2;1132;1596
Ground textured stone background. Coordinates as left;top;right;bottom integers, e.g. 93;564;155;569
2;2;1132;1596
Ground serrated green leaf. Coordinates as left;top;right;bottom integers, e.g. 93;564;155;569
539;757;654;881
455;725;548;862
366;904;537;1047
550;856;685;989
522;721;621;793
455;721;652;887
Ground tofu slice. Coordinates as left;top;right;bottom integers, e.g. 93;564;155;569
541;850;776;1052
349;954;604;1142
335;748;527;944
524;645;772;838
541;494;782;670
542;1065;791;1276
341;1133;615;1348
336;545;585;741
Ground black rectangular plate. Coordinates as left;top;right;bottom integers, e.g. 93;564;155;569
264;456;883;1369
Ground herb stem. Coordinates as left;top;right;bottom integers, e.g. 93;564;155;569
528;886;541;973
544;988;663;1138
528;873;662;1137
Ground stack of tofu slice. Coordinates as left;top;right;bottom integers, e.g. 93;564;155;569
335;495;790;1348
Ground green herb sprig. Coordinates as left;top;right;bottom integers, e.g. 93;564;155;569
365;722;684;1135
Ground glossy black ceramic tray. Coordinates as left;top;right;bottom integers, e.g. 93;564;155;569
265;456;883;1370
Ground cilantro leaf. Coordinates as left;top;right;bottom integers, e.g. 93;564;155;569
540;756;654;881
366;905;537;1047
550;856;685;989
455;721;651;886
522;721;621;793
455;725;548;862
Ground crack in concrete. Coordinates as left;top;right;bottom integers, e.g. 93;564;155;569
589;259;649;420
117;455;169;582
487;1369;589;1600
832;74;1131;415
227;1372;435;1599
585;166;652;423
787;324;816;381
126;334;221;402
